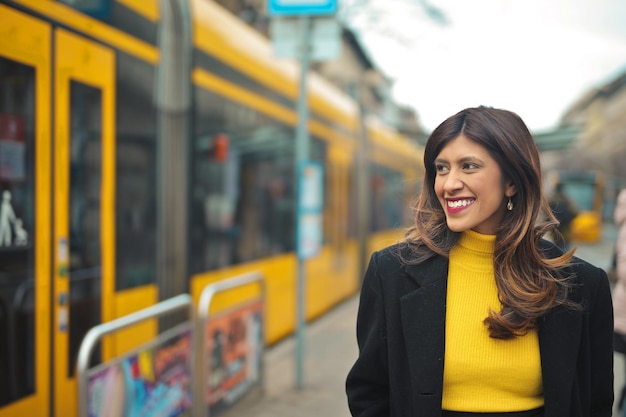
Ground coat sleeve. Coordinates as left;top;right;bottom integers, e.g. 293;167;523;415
346;251;390;416
587;267;614;416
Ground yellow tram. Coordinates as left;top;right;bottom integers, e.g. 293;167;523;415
0;0;424;416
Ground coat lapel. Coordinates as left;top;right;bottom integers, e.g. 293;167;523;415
400;256;449;415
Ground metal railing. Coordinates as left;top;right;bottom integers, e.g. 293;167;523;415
76;293;194;417
194;271;266;417
76;272;266;417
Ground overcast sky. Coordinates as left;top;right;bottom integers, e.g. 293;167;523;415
339;0;626;133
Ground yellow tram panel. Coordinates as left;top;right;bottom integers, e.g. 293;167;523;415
190;0;358;133
192;69;297;126
305;244;360;320
191;255;298;345
116;0;160;22
12;0;160;65
192;68;358;152
192;0;297;99
112;285;159;356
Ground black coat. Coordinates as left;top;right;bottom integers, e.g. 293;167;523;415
346;241;614;417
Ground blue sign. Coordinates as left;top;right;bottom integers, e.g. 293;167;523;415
267;0;337;16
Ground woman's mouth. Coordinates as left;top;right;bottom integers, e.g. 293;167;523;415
446;198;475;214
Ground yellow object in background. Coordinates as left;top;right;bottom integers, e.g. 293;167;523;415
571;211;602;243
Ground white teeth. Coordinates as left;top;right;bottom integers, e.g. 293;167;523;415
448;199;473;208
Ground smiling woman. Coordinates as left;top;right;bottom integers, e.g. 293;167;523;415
346;106;614;417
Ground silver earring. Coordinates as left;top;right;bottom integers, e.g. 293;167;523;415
507;198;513;211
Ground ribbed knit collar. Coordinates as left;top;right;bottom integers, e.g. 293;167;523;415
457;229;496;255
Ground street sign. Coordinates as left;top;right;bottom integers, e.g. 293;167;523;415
270;16;341;61
267;0;337;16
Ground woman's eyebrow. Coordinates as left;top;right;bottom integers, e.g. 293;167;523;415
434;156;483;164
458;156;483;164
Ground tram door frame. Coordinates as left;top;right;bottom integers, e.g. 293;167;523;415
0;5;51;416
52;28;116;417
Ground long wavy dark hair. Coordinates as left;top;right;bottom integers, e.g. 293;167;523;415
404;106;578;339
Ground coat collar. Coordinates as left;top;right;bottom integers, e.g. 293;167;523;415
400;255;448;413
398;252;583;415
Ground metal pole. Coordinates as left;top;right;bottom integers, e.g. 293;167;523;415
295;14;312;390
354;84;370;281
155;0;192;318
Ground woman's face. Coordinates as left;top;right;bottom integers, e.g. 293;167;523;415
434;134;516;235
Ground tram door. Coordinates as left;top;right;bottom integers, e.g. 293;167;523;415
0;6;115;416
0;5;52;416
53;29;115;417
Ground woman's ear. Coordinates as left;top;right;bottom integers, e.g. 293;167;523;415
505;181;517;198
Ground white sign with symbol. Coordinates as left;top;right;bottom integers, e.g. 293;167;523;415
0;190;28;247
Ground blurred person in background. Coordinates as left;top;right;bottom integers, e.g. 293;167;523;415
612;188;626;416
346;106;614;417
548;183;578;250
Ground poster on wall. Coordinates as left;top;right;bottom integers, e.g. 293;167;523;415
87;324;193;417
205;299;264;416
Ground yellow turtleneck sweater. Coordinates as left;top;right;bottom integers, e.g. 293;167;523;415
442;230;543;412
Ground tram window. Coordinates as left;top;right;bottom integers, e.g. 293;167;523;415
0;56;36;404
370;165;407;232
191;89;328;272
191;90;293;272
115;53;157;290
68;80;103;376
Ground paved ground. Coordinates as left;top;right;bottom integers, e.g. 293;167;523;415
221;296;358;417
222;222;622;417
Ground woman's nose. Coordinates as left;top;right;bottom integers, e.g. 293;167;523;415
443;170;463;192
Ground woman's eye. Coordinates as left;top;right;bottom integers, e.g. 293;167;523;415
463;162;479;170
435;164;449;174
